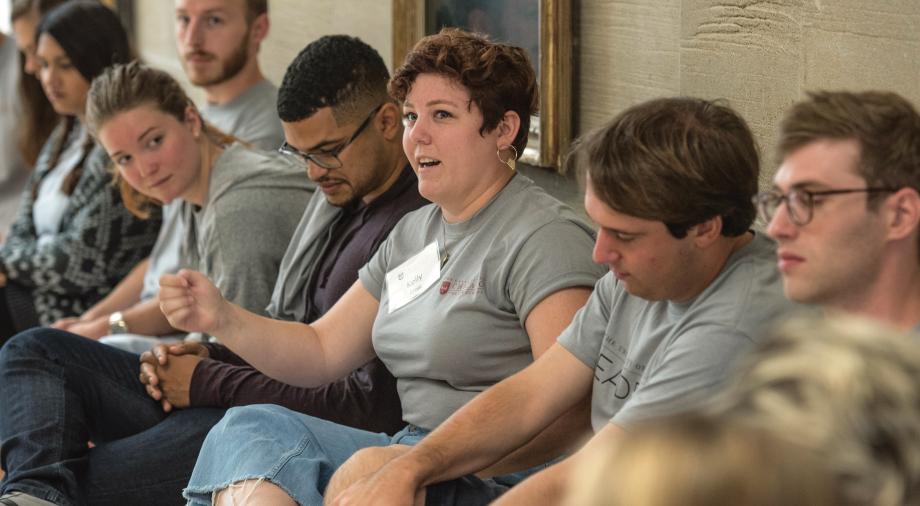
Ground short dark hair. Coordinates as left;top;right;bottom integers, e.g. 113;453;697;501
570;97;759;238
778;90;920;206
389;28;538;155
277;35;390;125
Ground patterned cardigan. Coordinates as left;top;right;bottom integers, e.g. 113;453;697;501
0;120;161;324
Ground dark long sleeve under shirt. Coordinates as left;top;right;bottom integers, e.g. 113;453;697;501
188;166;428;435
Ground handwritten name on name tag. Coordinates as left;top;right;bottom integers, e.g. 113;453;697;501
385;241;442;313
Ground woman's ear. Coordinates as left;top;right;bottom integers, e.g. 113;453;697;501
496;110;521;148
184;105;202;138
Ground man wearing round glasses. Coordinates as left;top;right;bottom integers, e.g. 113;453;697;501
754;90;920;330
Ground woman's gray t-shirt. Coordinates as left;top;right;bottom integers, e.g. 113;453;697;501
359;174;607;430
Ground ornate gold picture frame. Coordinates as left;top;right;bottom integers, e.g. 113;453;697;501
392;0;572;171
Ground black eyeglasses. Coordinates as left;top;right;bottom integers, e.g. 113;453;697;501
278;104;383;170
753;187;897;226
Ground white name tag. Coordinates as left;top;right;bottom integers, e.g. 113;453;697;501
385;241;442;313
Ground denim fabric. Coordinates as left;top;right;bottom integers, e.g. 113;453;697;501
425;475;509;506
0;282;38;343
186;405;536;506
0;328;226;506
184;405;409;505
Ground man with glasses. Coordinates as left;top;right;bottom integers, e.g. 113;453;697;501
754;90;920;331
0;36;426;505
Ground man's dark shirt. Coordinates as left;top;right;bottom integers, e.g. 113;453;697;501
188;165;427;434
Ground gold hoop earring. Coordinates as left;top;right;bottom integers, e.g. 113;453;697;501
497;145;518;171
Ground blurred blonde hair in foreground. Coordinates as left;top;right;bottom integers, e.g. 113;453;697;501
565;315;920;506
565;412;838;506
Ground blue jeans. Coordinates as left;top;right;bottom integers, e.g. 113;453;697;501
0;328;226;506
186;405;521;506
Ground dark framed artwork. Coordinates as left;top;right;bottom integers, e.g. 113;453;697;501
393;0;572;170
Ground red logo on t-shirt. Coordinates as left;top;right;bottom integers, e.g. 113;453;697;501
440;281;451;294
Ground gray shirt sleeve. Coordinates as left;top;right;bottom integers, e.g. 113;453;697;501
557;273;613;368
505;219;604;325
358;226;395;301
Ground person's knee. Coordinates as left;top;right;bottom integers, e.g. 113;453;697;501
325;445;411;504
219;404;292;433
214;479;297;506
0;327;62;363
0;327;105;368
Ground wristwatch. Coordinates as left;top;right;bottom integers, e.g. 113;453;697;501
108;311;129;335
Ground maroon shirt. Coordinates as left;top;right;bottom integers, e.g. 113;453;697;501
189;166;427;434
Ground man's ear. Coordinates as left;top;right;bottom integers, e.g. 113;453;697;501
688;215;723;247
885;187;920;241
249;13;269;46
376;102;402;142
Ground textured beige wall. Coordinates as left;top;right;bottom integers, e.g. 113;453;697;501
579;0;920;182
134;0;392;106
133;0;920;191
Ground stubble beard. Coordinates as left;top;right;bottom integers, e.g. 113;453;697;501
184;27;251;88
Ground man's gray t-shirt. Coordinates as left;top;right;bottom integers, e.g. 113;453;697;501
202;79;284;151
359;174;607;430
139;80;286;300
558;233;796;431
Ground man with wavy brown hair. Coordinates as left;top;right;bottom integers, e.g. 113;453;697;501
756;91;920;330
326;97;797;506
